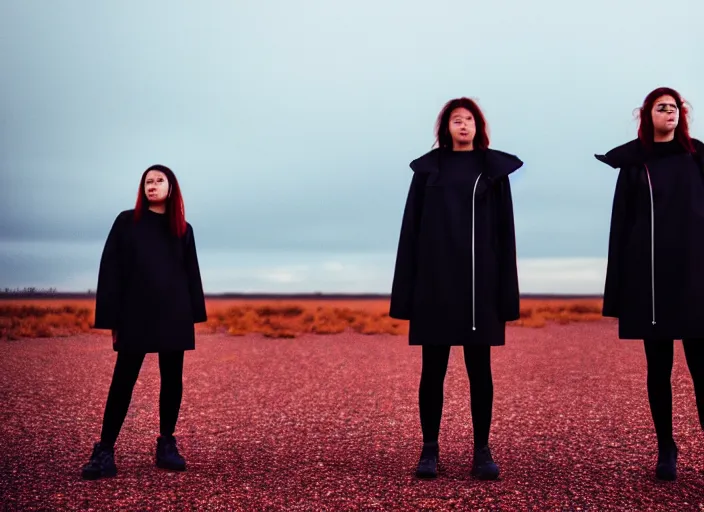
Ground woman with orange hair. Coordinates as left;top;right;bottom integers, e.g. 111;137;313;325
81;164;207;480
596;87;704;481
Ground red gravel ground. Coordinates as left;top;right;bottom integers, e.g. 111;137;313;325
1;320;703;511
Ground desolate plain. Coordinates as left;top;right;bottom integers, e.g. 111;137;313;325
1;301;703;510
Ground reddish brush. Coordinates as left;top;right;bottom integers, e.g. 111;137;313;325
1;298;605;340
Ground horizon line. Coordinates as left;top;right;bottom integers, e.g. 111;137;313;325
0;290;605;300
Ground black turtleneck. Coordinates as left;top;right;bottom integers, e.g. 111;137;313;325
437;149;483;185
647;139;689;160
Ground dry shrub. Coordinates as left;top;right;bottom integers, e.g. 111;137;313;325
255;305;304;318
0;298;606;340
509;299;603;328
309;307;350;335
0;305;94;340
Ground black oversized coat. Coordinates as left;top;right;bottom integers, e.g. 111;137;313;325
92;208;208;353
596;138;704;340
389;148;523;346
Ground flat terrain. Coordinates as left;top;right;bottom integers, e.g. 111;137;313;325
1;320;703;510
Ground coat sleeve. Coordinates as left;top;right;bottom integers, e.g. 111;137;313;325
602;169;632;317
184;224;208;323
93;212;127;329
693;139;704;173
389;172;427;320
495;176;520;322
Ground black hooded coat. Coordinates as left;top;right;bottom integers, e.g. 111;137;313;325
596;137;704;340
389;148;523;346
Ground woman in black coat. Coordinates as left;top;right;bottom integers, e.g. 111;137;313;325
81;164;207;480
390;97;522;480
596;87;704;481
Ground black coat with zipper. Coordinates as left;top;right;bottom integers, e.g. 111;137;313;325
596;138;704;340
92;208;208;353
389;147;523;346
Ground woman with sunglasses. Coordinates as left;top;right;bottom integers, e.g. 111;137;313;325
390;97;522;480
596;87;704;481
81;164;207;480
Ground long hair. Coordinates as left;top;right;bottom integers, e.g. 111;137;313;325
434;97;490;150
636;87;695;153
133;164;187;238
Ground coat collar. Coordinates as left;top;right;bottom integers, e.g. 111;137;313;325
409;147;523;179
594;139;644;169
595;138;704;169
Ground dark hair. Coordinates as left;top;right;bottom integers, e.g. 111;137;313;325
133;164;187;237
434;97;490;150
636;87;695;153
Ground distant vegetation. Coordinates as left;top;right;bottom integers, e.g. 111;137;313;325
0;303;93;339
1;287;60;295
0;298;606;340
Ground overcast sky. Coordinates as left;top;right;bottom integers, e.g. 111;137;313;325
1;0;702;293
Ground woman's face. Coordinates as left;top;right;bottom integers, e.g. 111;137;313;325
651;95;679;135
448;107;476;149
144;170;170;203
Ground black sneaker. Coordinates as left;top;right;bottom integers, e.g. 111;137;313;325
415;441;439;479
655;442;678;481
471;445;499;480
156;435;186;471
81;442;117;480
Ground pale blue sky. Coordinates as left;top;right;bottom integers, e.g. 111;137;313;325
1;0;702;293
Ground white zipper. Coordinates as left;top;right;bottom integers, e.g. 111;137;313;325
644;164;656;325
472;172;483;331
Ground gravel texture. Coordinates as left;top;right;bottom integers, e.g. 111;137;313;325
1;320;703;511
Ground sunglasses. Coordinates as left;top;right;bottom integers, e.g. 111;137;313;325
655;103;678;113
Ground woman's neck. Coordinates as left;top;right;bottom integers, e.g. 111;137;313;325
654;131;676;143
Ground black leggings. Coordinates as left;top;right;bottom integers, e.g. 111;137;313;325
643;339;704;449
100;351;185;448
419;345;493;448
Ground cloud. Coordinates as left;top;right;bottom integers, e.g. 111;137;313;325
0;240;608;294
517;258;607;294
1;0;701;286
322;262;345;272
